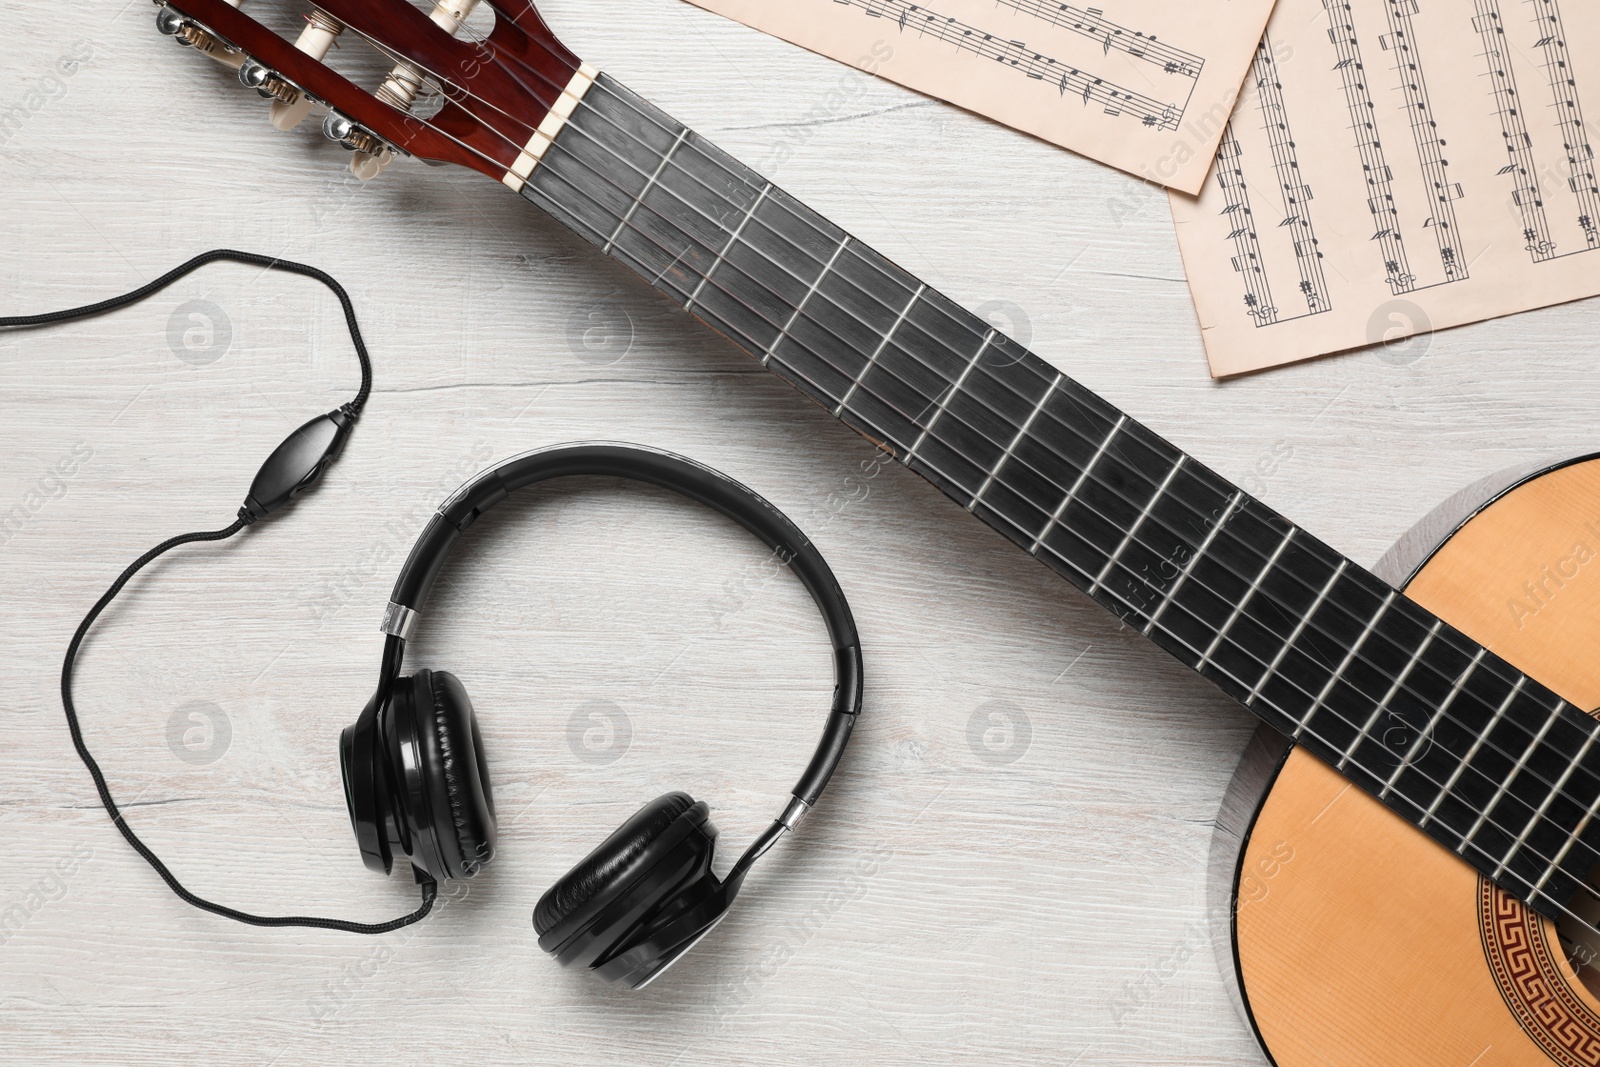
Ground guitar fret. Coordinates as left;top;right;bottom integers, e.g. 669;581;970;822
969;372;1063;511
685;182;771;312
1497;708;1593;881
835;284;925;416
906;329;993;465
522;72;1600;922
1088;455;1186;596
602;126;687;254
766;236;850;367
1247;559;1348;707
1031;414;1127;556
1535;733;1600;894
1463;688;1555;856
1196;526;1296;674
1295;590;1396;741
1336;619;1444;772
1143;490;1244;636
1427;676;1524;834
1380;647;1485;800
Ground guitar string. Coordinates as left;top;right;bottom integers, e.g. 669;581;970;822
270;54;1600;941
359;40;1600;863
329;26;1600;854
523;88;1600;823
529;75;1584;722
274;20;1600;908
412;19;1589;775
389;139;1600;927
324;30;1600;880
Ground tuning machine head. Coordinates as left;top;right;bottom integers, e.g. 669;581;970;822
350;0;482;180
155;3;245;69
266;9;342;132
321;110;395;180
155;3;326;131
152;0;585;188
238;58;298;102
321;110;374;150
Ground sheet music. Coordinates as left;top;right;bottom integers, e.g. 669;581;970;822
1170;0;1600;376
679;0;1279;193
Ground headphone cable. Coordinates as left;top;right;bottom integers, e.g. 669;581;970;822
7;250;436;934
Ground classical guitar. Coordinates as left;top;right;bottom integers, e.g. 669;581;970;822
150;2;1600;1061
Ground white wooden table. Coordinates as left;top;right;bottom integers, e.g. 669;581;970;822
1;2;1594;1063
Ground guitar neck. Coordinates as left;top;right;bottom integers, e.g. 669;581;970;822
515;71;1600;918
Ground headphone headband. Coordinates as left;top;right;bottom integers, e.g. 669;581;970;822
377;442;862;810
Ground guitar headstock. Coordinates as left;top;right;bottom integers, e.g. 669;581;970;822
155;0;592;185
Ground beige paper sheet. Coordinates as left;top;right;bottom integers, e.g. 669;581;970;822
681;0;1278;194
1170;0;1600;376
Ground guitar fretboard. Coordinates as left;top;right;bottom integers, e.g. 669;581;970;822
519;72;1600;919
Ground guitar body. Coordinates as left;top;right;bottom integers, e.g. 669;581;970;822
1222;455;1600;1066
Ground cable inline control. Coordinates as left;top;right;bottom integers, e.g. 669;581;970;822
3;249;436;934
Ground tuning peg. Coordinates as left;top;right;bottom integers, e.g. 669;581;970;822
266;11;343;131
375;0;480;112
238;58;300;105
321;110;394;178
351;0;481;179
155;2;246;70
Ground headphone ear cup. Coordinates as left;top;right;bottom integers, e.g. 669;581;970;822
410;669;497;879
340;692;391;875
535;792;696;937
535;792;722;975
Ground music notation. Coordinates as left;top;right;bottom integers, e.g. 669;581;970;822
1216;132;1278;324
1170;0;1600;375
1255;37;1330;320
838;0;1184;129
1324;0;1417;294
1528;0;1600;250
1474;0;1555;258
1216;36;1331;329
1474;0;1599;262
685;0;1275;192
1379;0;1468;283
997;0;1204;80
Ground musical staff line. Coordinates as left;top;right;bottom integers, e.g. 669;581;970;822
1172;0;1600;373
1253;35;1330;318
837;0;1184;129
1380;0;1468;282
1323;0;1416;294
1215;130;1278;325
1474;0;1556;261
994;0;1204;79
1528;0;1600;251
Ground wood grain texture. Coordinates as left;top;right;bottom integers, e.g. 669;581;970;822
0;2;1596;1064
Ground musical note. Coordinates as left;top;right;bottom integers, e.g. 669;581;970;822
1210;36;1331;328
997;0;1204;79
831;0;1185;130
1473;0;1560;260
1161;0;1600;373
1251;37;1330;318
1527;0;1600;250
1380;0;1468;280
1214;132;1281;326
1325;1;1418;293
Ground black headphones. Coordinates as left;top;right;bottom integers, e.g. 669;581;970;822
341;442;864;988
37;254;860;990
